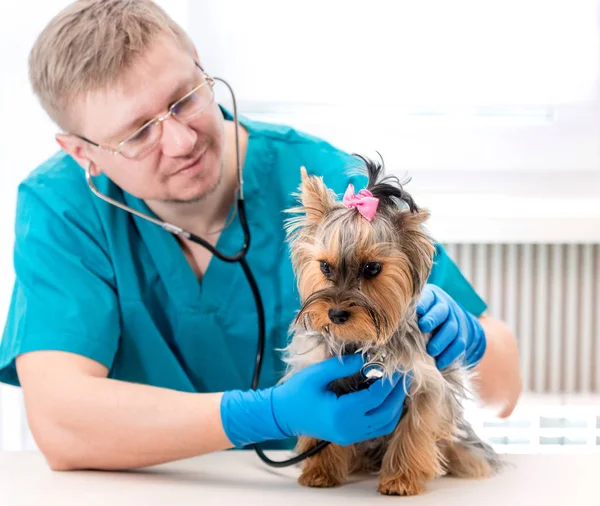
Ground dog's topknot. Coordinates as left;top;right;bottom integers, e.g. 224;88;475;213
351;153;419;214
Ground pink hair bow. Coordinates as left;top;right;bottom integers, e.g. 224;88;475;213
342;184;379;222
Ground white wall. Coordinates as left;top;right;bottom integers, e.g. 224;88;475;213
189;0;600;243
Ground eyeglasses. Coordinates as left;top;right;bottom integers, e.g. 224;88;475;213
72;64;215;160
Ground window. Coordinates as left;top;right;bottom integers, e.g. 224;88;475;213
189;1;600;175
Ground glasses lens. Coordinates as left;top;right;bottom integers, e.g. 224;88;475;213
172;82;214;121
120;121;162;159
118;77;214;160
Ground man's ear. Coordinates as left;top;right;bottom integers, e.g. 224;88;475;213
298;166;334;224
55;133;101;175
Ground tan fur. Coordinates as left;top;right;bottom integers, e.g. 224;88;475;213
296;436;355;488
323;308;381;342
378;371;454;496
360;251;414;337
439;440;494;479
297;166;335;224
395;209;436;296
297;299;381;343
296;258;329;308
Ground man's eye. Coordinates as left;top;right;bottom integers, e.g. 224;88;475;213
172;92;204;117
173;94;194;113
129;125;151;143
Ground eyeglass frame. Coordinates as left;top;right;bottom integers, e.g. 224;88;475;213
70;62;215;160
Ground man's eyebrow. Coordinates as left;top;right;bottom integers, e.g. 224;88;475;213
107;74;197;143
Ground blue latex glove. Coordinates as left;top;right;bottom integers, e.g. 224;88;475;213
220;354;410;448
417;284;487;370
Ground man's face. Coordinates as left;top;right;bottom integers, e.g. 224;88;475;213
65;35;226;204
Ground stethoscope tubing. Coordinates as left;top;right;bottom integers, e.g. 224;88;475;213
84;72;330;467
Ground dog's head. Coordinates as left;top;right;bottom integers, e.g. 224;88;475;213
285;155;435;346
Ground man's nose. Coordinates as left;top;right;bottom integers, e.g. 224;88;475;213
160;117;197;157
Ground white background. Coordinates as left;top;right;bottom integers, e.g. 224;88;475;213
190;0;600;244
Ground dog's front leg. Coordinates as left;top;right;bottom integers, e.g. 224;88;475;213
377;388;451;496
296;436;354;488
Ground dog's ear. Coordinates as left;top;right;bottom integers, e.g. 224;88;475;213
298;166;334;224
395;207;430;232
394;208;435;294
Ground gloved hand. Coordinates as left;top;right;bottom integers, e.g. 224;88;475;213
220;354;410;448
417;284;487;371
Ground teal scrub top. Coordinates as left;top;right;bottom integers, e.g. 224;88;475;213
0;106;487;399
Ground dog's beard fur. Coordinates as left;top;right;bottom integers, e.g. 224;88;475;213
281;157;504;495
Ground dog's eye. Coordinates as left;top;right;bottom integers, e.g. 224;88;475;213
362;262;382;279
320;261;333;278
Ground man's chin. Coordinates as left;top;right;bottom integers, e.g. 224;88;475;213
163;167;223;205
162;186;216;205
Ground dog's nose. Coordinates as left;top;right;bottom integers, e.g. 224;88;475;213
328;308;350;324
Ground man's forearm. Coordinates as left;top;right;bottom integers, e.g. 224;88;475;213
27;376;233;471
471;315;522;418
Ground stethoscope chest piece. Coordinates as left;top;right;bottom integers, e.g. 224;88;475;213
361;361;386;381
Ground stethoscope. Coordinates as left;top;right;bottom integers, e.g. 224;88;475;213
85;71;389;468
84;73;336;468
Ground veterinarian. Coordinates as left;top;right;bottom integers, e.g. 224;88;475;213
0;0;521;471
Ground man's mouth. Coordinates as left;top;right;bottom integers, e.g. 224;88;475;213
171;149;205;176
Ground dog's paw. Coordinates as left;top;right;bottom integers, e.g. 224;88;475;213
378;474;425;496
298;467;344;488
441;442;496;479
446;453;494;479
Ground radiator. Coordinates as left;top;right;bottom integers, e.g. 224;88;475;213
443;243;600;394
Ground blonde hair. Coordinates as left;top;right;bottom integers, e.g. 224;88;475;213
29;0;196;131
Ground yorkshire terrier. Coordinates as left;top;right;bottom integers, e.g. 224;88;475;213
281;157;503;496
